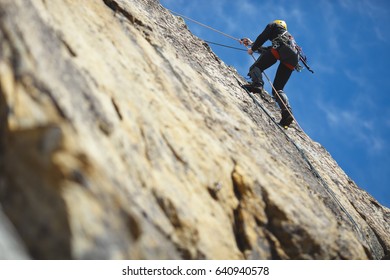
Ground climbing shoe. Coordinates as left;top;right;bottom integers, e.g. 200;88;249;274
279;109;294;128
242;83;264;94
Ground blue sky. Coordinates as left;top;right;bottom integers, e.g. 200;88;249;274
160;0;390;208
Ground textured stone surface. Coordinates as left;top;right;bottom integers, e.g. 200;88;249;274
0;208;29;259
0;0;389;259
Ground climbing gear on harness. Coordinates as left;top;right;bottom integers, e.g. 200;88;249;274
272;31;293;49
298;49;314;73
271;30;314;73
273;19;287;30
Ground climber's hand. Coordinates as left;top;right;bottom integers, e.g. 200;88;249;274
240;38;252;47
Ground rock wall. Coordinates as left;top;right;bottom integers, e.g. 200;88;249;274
0;0;389;259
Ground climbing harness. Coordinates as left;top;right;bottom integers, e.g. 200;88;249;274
168;9;371;251
272;30;314;73
271;30;288;49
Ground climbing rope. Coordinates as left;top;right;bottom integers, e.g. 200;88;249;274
168;8;371;251
204;40;247;52
168;9;241;42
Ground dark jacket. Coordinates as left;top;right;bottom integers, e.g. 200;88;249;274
252;23;299;68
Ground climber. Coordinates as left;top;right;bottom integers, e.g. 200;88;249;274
240;19;299;127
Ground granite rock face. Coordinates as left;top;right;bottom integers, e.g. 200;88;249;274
0;0;389;259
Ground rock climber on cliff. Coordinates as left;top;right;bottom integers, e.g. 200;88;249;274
240;19;299;127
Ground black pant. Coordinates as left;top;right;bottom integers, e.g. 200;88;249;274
250;50;293;95
249;50;293;110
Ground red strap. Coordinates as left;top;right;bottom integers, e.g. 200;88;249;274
271;48;295;70
271;48;280;59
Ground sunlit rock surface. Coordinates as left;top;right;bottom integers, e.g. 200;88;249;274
0;0;388;259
